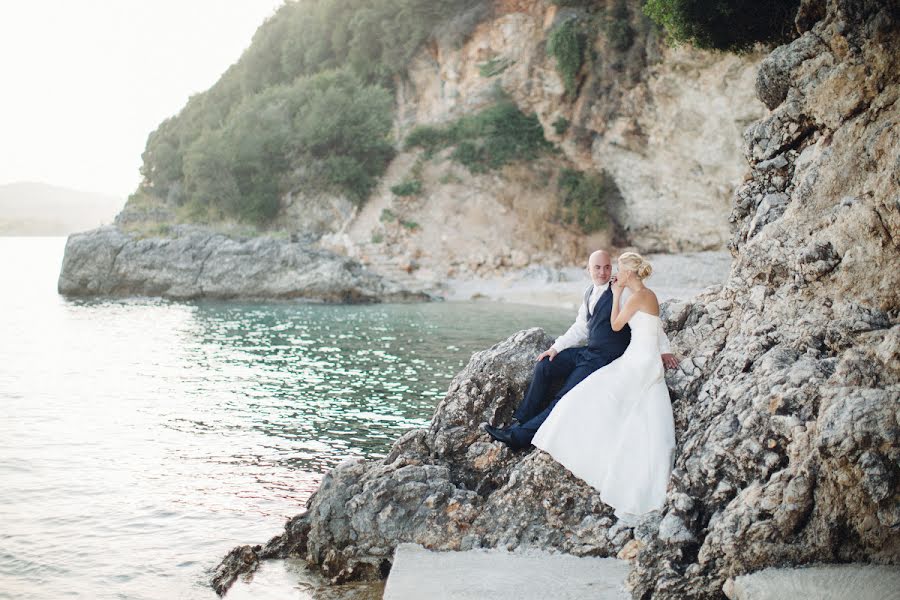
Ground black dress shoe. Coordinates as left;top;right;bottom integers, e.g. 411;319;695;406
483;423;520;449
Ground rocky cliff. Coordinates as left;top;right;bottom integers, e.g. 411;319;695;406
67;0;765;298
332;0;766;284
628;0;900;595
394;0;764;251
58;226;427;302
213;0;898;597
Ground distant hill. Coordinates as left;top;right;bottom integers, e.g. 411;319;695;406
0;182;124;235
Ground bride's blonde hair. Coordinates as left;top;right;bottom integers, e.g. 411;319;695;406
618;252;652;280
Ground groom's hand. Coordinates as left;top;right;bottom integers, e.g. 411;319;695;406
537;348;558;362
661;353;678;369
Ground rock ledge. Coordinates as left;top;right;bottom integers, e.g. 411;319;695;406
57;225;429;302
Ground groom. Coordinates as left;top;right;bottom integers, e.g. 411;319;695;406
483;249;676;450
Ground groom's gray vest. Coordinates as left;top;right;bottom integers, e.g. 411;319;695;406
584;285;631;360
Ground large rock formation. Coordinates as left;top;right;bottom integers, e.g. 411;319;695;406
213;0;898;597
315;0;769;283
214;328;639;594
102;1;766;295
387;0;765;255
57;225;428;302
627;0;900;596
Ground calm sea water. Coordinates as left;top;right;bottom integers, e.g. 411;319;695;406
0;237;575;600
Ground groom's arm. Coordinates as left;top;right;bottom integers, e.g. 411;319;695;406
548;301;589;354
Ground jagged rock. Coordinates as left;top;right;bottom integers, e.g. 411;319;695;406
260;515;311;559
57;225;429;302
755;32;824;110
628;0;900;597
392;0;766;255
211;515;312;596
212;328;634;594
295;327;634;583
211;544;260;596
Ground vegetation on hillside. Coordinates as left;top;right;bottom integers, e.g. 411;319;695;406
137;0;479;224
557;168;617;233
643;0;801;51
404;100;555;173
545;0;640;103
132;0;802;229
606;0;635;52
547;18;588;96
402;103;610;234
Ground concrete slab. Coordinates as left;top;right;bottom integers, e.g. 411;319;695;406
731;564;900;600
383;543;631;600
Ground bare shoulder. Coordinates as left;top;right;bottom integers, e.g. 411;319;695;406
636;288;660;316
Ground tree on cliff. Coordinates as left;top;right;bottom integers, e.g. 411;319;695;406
137;0;480;225
644;0;802;51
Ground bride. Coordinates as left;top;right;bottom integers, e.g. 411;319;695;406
532;252;676;518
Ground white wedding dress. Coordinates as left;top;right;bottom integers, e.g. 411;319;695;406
532;310;676;517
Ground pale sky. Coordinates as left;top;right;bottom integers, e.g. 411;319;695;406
0;0;286;199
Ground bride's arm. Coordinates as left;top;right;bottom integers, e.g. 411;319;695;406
611;290;641;331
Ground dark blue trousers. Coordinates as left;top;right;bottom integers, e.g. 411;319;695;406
508;347;615;448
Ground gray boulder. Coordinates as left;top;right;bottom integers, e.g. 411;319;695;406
57;225;429;302
630;0;900;596
213;328;634;593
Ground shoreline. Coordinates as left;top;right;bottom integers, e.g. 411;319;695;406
432;251;732;310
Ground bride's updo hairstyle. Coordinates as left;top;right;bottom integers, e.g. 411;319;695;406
618;252;653;280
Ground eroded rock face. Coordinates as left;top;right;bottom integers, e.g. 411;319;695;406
393;0;766;253
57;225;429;302
301;328;633;583
628;0;900;596
225;328;640;591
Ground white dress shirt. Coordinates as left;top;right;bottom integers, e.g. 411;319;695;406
551;283;672;355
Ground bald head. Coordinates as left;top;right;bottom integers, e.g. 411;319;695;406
588;250;612;285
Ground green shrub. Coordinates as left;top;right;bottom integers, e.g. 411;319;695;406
643;0;801;52
400;219;420;230
552;116;570;135
557;168;619;233
547;19;587;96
137;0;481;225
405;101;553;173
459;102;553;171
449;140;481;170
478;56;514;77
290;70;396;204
175;199;214;224
182;130;241;218
606;0;634;51
439;172;463;185
371;232;384;243
404;126;451;156
380;208;397;222
391;180;423;196
172;68;395;223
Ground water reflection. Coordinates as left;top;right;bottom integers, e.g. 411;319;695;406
177;301;570;478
